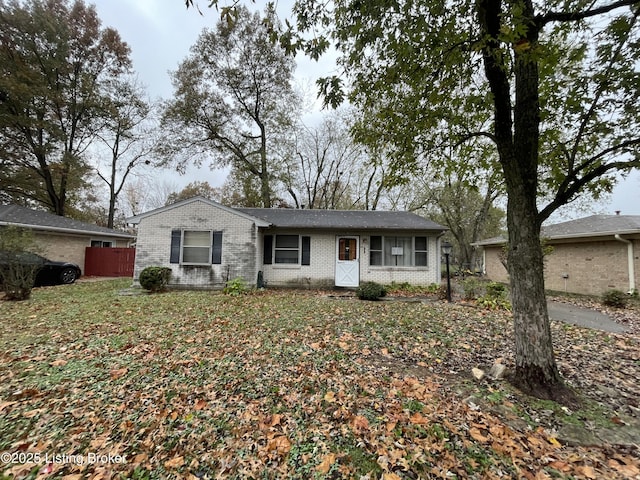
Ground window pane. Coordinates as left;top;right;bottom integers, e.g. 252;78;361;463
275;235;299;248
384;237;411;266
275;250;299;264
370;251;382;266
415;252;427;266
339;238;357;260
184;231;210;246
415;237;427;251
370;236;382;250
183;247;210;263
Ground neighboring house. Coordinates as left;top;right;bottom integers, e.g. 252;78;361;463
0;205;135;273
475;214;640;295
126;196;447;289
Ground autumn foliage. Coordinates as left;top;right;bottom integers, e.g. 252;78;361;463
0;280;638;479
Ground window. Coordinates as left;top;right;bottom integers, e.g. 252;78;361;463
183;231;211;264
263;235;311;266
91;240;112;247
338;238;358;260
369;236;429;267
170;230;222;265
275;235;299;264
384;236;412;266
414;237;428;266
370;236;383;266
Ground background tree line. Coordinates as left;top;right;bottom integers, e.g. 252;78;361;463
0;0;504;266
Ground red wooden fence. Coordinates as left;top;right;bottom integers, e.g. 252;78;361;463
84;247;136;277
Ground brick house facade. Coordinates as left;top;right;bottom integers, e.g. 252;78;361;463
0;205;134;272
477;215;640;296
127;197;447;289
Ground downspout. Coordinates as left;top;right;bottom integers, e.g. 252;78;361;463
482;248;487;275
614;235;636;294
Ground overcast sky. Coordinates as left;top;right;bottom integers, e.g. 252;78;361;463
90;0;640;217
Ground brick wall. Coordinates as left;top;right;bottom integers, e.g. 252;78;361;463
133;200;260;289
134;200;444;289
483;237;639;295
261;230;441;288
35;232;130;273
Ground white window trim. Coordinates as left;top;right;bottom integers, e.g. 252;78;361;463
369;236;430;267
273;234;301;265
181;230;213;266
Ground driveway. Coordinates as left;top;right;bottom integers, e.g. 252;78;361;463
547;301;628;333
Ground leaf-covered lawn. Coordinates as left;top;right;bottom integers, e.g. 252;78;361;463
1;280;638;479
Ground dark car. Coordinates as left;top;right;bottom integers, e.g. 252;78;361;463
0;251;81;286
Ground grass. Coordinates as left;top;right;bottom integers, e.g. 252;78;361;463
0;279;639;479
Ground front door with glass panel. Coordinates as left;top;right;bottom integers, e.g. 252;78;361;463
335;236;359;287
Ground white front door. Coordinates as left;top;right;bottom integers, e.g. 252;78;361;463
335;236;359;287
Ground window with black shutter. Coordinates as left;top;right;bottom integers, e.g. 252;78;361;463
170;230;223;265
263;235;273;264
301;236;311;265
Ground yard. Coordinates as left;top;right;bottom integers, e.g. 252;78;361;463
0;280;639;479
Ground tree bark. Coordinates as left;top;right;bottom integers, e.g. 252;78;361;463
477;0;574;402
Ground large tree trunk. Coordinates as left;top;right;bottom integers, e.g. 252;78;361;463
508;0;565;398
505;180;564;397
478;0;575;403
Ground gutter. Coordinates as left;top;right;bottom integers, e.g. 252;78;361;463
614;234;636;294
0;221;135;239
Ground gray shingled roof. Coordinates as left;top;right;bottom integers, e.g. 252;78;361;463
0;205;135;238
542;215;640;237
237;208;446;231
475;214;640;246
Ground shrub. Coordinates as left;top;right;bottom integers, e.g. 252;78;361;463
602;289;628;308
476;281;511;310
476;295;512;311
485;282;507;298
462;278;483;300
0;227;42;301
356;281;387;300
139;266;172;292
224;277;247;296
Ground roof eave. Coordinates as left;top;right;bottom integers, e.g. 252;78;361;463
0;221;135;239
474;229;640;247
260;225;448;231
126;197;271;227
544;229;640;240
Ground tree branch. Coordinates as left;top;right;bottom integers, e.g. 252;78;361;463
539;154;640;222
537;0;640;27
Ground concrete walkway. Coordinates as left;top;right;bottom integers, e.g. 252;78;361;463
547;301;628;333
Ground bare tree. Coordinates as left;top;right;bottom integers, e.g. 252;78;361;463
94;78;157;227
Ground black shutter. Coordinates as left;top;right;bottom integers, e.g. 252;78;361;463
301;236;311;265
212;231;223;264
170;230;181;264
263;235;273;264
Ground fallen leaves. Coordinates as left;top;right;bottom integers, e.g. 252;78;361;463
0;281;638;479
164;455;185;469
315;452;337;473
108;367;128;380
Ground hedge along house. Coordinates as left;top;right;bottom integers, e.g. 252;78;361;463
126;196;448;289
474;214;640;296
